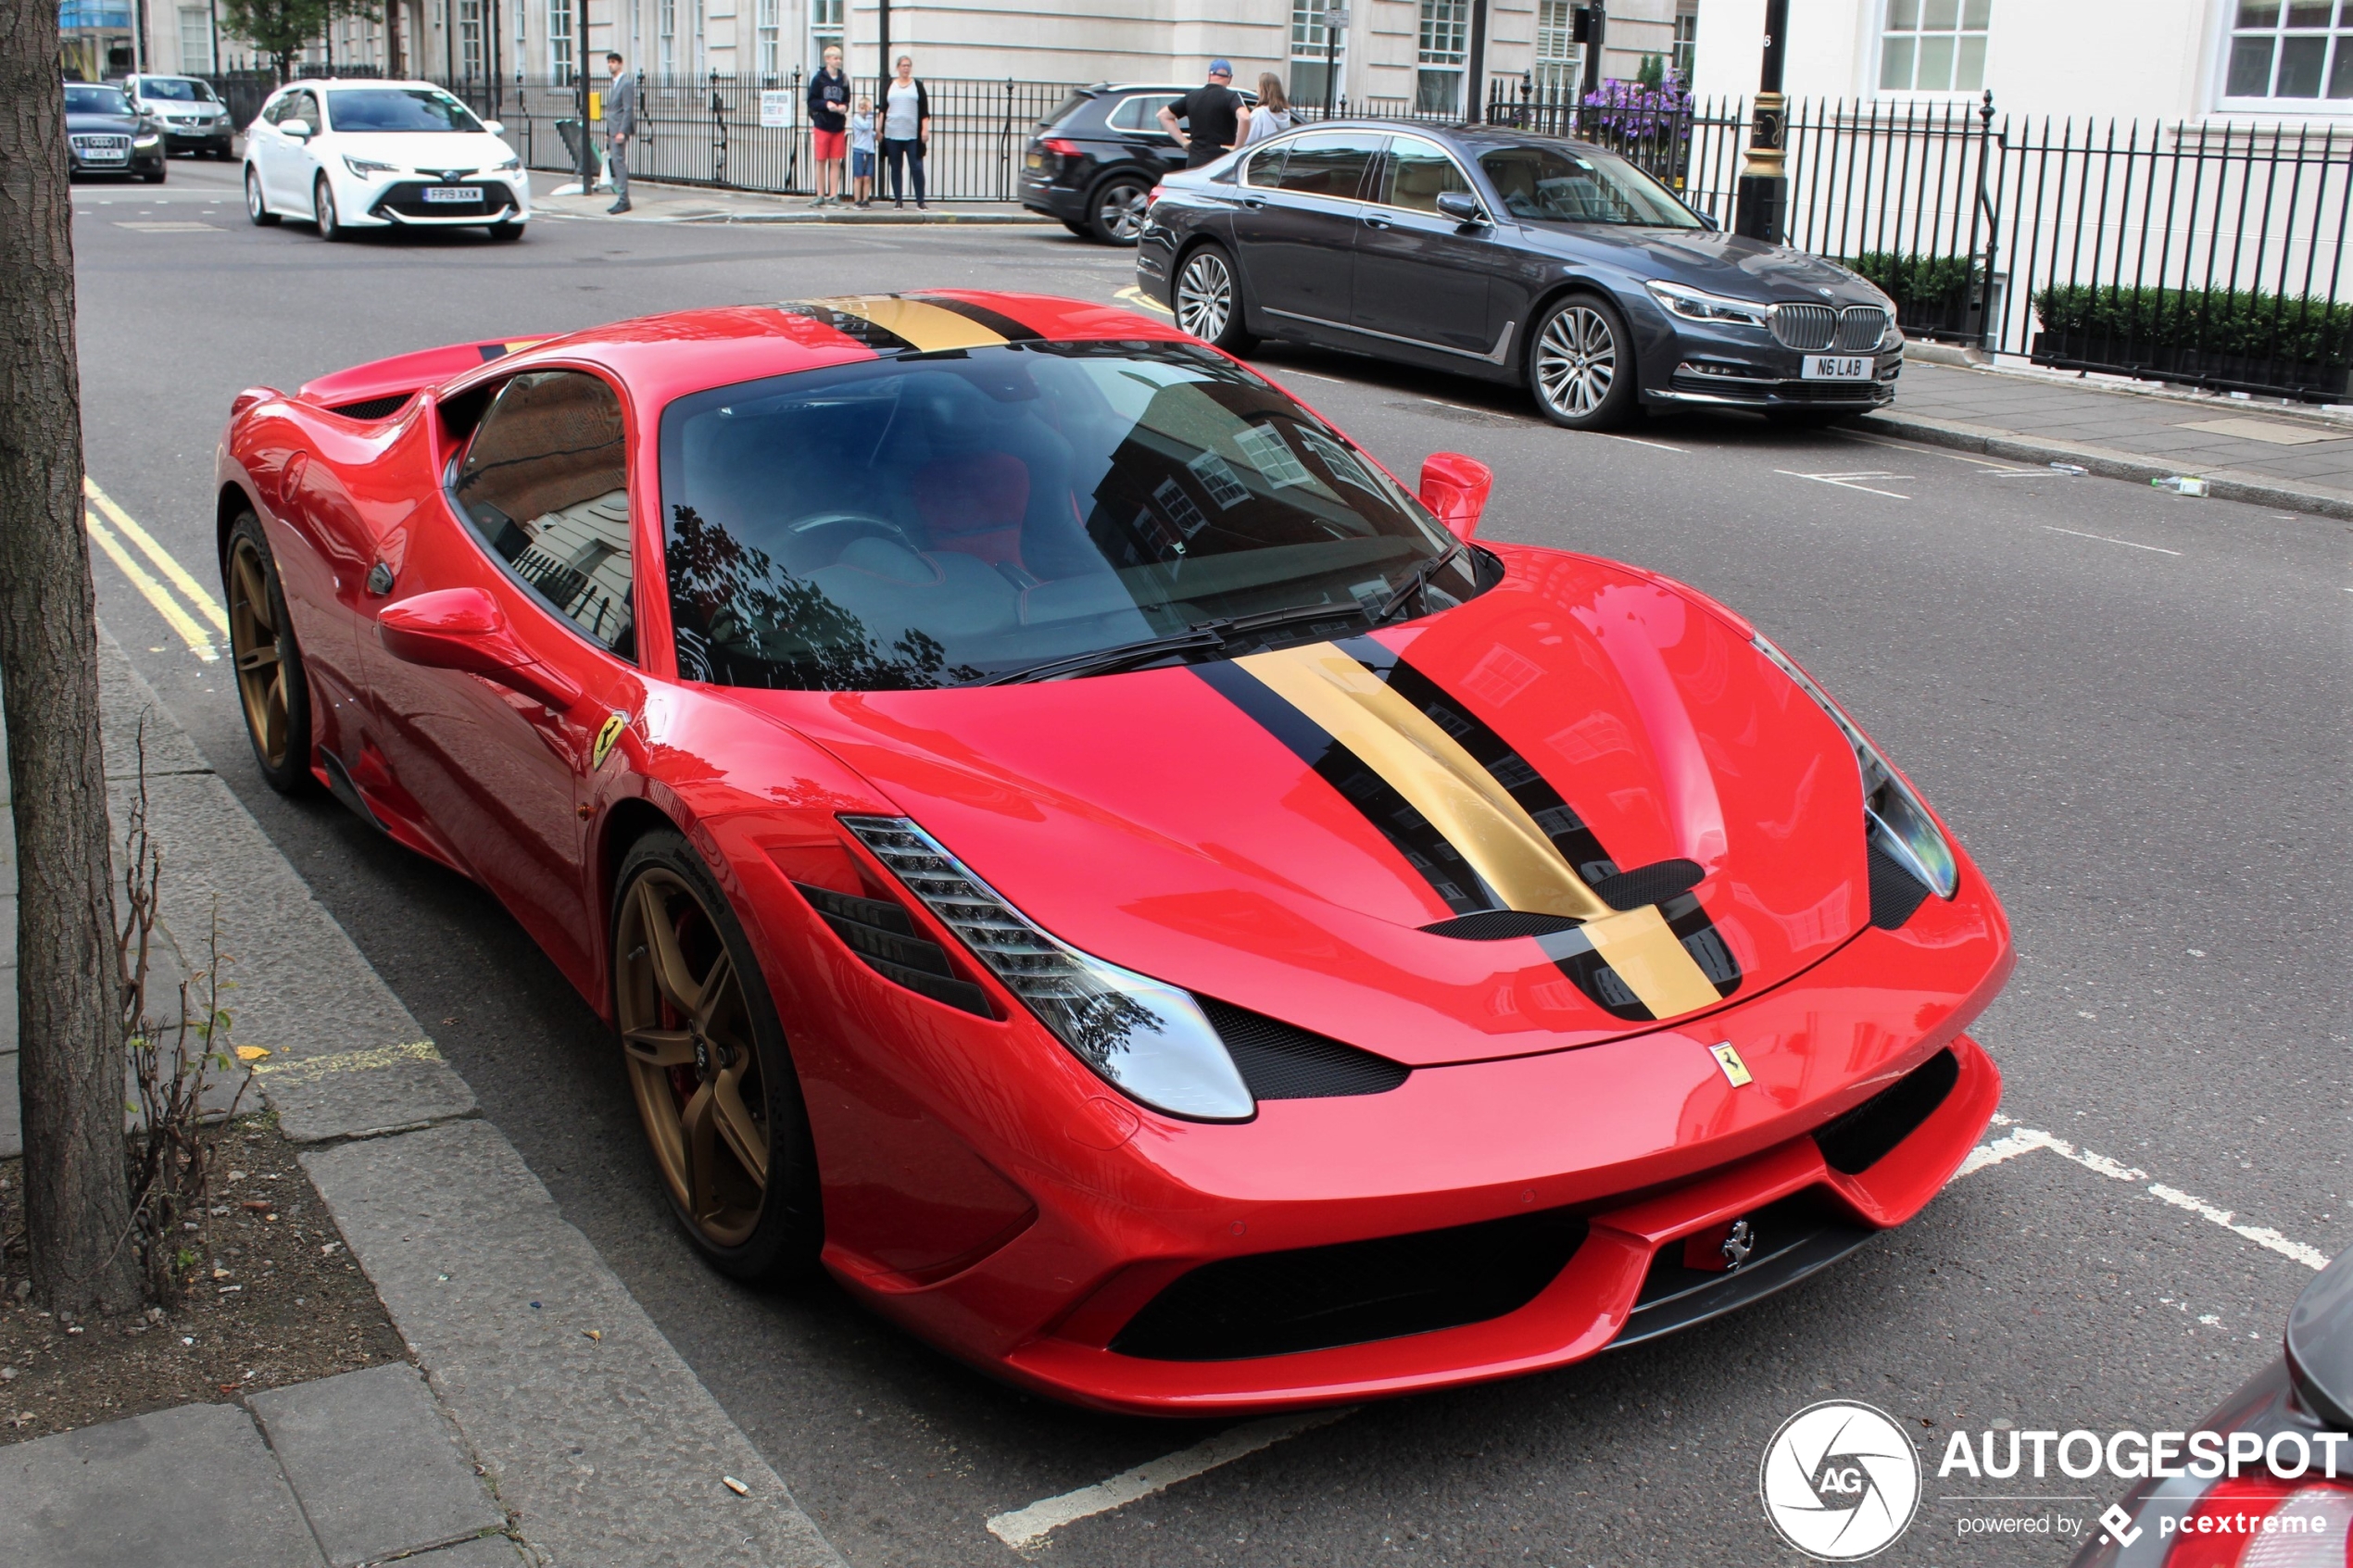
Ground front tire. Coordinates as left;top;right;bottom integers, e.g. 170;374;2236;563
222;513;313;794
613;831;823;1285
1173;243;1258;354
1086;173;1151;245
140;163;166;184
313;175;343;240
245;166;278;225
1528;293;1638;430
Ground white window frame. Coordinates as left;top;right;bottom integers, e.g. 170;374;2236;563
2213;0;2353;114
1875;0;1992;97
547;0;573;84
1290;0;1346;107
459;0;482;80
1533;0;1580;95
809;0;842;75
1673;5;1697;86
1417;0;1469;116
657;0;675;79
755;0;778;79
177;4;212;72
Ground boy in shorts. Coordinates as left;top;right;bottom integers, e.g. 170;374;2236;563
806;44;849;206
849;94;876;207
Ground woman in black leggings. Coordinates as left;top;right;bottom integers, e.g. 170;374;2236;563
879;54;930;209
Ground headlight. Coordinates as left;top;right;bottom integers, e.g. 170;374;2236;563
342;156;397;179
492;156;521;172
845;816;1255;1121
132;131;161;147
1646;279;1775;330
1751;635;1958;898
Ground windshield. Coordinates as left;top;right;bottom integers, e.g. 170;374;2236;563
66;85;132;115
324;87;483;132
1478;144;1703;229
661;338;1487;691
138;78;213;101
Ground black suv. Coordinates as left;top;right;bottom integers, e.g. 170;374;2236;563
1021;82;1256;245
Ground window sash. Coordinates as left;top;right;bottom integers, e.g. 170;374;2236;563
2222;0;2353;100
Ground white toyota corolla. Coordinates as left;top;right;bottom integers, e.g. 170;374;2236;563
244;80;529;241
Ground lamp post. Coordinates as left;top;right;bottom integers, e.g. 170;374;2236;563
1734;0;1789;241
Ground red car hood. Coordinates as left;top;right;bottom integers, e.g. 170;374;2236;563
737;547;1872;1067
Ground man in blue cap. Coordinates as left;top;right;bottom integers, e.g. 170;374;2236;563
1160;59;1247;169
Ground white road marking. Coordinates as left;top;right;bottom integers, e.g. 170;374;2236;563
1834;433;2027;473
1594;432;1688;454
1271;367;1346;384
987;1407;1356;1549
1955;1120;2329;1271
1775;469;1913;500
1111;283;1175;318
2042;525;2182;557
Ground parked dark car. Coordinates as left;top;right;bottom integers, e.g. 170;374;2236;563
1136;122;1904;430
1022;82;1255;245
122;73;236;157
65;82;165;182
2070;1244;2350;1566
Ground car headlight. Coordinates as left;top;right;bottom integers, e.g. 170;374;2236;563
491;156;521;172
1751;635;1958;898
1646;279;1775;330
132;131;161;147
343;156;398;179
845;816;1255;1121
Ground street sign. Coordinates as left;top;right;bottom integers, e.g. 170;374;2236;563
760;90;792;128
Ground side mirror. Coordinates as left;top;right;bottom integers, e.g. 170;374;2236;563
377;587;581;711
1418;452;1492;541
281;119;311;138
1435;189;1486;224
482;119;504;135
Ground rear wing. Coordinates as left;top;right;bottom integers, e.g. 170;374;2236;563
296;336;551;420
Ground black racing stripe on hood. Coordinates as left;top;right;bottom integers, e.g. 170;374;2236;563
775;301;916;354
1333;636;1620;883
907;295;1048;342
1193;659;1499;917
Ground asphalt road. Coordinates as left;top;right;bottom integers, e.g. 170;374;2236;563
69;158;2350;1567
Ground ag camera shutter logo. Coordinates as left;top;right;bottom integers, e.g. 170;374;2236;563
1758;1400;1923;1560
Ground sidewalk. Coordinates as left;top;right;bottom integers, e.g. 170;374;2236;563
0;628;846;1568
1869;351;2353;519
527;171;1054;226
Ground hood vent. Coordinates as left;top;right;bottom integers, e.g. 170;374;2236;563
328;393;412;420
1195;997;1409;1100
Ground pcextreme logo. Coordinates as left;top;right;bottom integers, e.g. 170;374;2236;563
1759;1400;1924;1561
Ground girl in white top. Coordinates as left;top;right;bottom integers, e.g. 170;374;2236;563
1239;73;1294;146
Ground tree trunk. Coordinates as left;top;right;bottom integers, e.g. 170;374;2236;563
0;0;141;1319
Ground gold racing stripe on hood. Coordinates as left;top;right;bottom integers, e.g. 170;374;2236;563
1234;641;1723;1022
812;295;1010;353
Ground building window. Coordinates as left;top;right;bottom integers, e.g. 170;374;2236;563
755;0;778;78
1674;4;1697;83
459;0;482;79
548;0;573;82
1879;0;1990;93
1534;0;1580;94
2225;0;2353;101
1290;0;1345;109
178;4;212;71
658;0;675;78
810;0;841;70
1417;0;1468;115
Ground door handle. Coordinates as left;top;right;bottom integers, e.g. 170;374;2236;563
1241;195;1265;209
1362;215;1392;231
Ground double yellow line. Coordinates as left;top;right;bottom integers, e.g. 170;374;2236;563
82;477;227;663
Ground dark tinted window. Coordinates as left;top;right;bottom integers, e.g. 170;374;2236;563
660;341;1481;691
1276;132;1379;198
1478;144;1703;228
66;85;131;114
1241;141;1287;186
1106;93;1181;132
1378;137;1472;213
452;371;635;658
137;77;213;100
325;87;483;132
1038;89;1091;130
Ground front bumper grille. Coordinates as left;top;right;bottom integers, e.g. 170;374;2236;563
1112;1207;1590;1361
1812;1047;1961;1174
1772;302;1892;353
370;181;513;220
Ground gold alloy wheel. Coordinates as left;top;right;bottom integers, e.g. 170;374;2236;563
226;533;289;771
616;869;771;1248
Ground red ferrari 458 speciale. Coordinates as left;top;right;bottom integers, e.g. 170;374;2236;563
215;291;2011;1415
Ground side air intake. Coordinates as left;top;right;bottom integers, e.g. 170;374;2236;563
793;882;991;1018
328;393;413;420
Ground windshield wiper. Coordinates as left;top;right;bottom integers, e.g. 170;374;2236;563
1369;542;1466;626
973;600;1373;687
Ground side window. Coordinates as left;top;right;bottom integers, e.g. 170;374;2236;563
1242;141;1287;186
1275;132;1380;199
1107;94;1179;132
450;370;636;659
261;93;290;125
284;91;319;129
1378;138;1472;214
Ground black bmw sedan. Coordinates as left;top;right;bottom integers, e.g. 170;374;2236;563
1135;122;1903;430
65;82;165;182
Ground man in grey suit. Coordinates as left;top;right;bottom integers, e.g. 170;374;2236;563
602;52;635;214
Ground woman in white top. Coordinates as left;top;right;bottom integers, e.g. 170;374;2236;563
1239;74;1293;146
880;55;931;209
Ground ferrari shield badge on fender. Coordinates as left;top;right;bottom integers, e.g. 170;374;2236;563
593;712;628;770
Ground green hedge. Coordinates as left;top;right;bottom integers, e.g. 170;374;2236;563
1843;252;1979;310
2032;283;2353;368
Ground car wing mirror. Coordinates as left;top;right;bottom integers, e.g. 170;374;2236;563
1418;452;1493;541
377;587;581;711
282;119;311;138
482;119;505;135
1435;190;1486;225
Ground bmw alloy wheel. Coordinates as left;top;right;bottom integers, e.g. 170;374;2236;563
1534;305;1617;420
1176;249;1234;343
